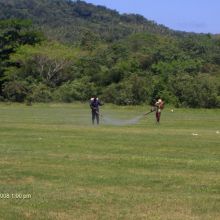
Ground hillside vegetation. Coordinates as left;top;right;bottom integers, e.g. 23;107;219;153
0;0;220;107
0;0;173;43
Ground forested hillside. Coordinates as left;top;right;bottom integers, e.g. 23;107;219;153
0;0;220;107
0;0;174;44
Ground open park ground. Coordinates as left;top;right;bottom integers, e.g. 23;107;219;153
0;103;219;220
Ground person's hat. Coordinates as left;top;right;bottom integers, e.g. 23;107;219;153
90;97;98;100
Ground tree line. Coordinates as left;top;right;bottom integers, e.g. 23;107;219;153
0;18;220;107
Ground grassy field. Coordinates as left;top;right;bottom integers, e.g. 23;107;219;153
0;103;219;220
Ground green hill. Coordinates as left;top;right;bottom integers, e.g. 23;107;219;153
0;0;220;107
0;0;175;43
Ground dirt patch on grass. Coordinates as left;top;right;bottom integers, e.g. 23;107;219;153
0;176;35;185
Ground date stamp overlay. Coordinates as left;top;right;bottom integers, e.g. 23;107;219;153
0;193;32;199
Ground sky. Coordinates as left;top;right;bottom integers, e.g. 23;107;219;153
84;0;220;34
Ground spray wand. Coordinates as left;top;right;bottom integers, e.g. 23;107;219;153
96;111;103;117
143;108;155;116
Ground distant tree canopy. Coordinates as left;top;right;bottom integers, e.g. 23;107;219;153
0;18;43;94
0;0;220;107
0;0;174;44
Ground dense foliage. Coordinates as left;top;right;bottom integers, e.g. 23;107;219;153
0;0;220;107
0;0;174;44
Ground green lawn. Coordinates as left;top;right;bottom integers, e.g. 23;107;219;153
0;103;219;220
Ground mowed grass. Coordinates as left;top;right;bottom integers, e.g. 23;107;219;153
0;103;219;220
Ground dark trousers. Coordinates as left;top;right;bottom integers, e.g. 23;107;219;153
156;111;161;122
92;110;99;125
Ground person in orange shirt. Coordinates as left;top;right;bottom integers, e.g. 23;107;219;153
154;98;164;123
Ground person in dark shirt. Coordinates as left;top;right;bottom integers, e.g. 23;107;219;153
90;96;103;125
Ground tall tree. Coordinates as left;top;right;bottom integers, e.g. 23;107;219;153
0;19;43;95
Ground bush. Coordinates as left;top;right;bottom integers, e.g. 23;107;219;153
53;78;97;102
2;80;29;102
102;75;150;105
169;73;220;108
28;83;52;103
